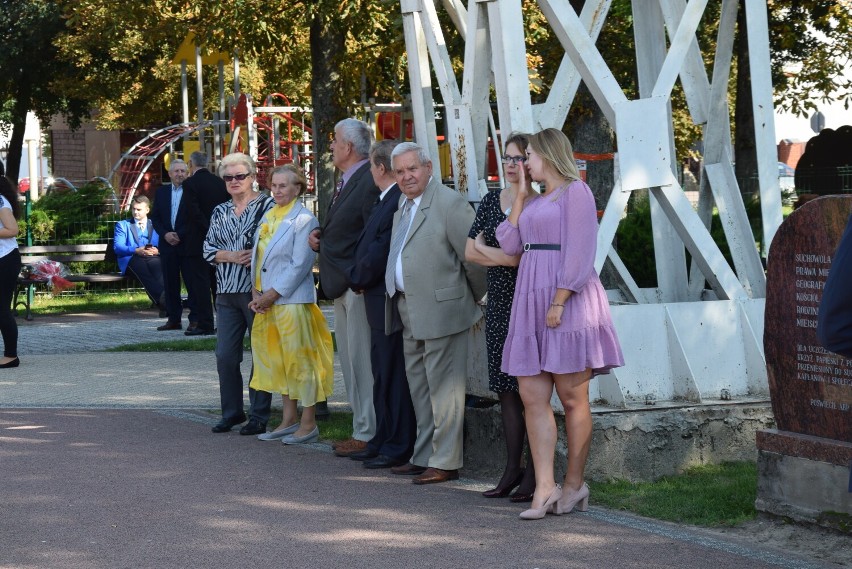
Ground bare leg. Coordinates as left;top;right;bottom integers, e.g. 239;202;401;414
277;395;299;432
553;369;593;492
294;404;316;437
519;372;557;509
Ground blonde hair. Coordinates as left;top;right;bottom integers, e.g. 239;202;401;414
528;128;582;184
218;152;257;177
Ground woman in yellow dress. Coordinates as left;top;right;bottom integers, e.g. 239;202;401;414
248;164;334;444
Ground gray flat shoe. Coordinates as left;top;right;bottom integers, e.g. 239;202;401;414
281;426;319;445
257;423;299;441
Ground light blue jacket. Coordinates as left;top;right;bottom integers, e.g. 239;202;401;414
250;202;319;305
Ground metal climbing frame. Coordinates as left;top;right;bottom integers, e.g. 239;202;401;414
109;121;227;210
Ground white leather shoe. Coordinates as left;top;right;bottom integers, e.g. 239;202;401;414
257;423;299;441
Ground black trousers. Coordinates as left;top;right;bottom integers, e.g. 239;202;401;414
127;254;165;306
160;250;213;329
367;323;417;460
0;249;21;357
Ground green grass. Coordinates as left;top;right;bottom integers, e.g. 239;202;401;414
589;461;757;527
26;291;153;315
105;338;227;352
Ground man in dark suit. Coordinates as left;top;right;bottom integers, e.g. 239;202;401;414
184;151;229;320
346;140;416;469
150;158;214;333
309;118;380;457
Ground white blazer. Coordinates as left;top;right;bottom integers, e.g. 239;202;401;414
250;201;319;305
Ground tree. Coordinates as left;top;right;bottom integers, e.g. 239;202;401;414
0;0;89;183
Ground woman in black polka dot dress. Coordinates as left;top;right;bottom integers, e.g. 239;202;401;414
466;132;537;501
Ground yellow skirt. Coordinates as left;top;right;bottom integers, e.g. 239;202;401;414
249;303;334;406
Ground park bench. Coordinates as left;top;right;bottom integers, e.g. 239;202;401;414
14;242;130;320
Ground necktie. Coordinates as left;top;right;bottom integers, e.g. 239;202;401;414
331;178;344;207
386;199;414;296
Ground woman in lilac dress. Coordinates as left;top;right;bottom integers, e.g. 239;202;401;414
496;128;624;520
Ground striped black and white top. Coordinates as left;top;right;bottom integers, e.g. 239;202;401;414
203;193;274;294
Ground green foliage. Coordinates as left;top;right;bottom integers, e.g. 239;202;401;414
615;192;764;289
19;209;55;242
0;0;91;179
589;461;758;527
615;194;657;288
31;182;115;244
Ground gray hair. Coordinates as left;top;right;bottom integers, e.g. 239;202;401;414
218;152;257;176
189;151;208;169
335;118;373;159
370;140;398;172
390;142;432;166
168;159;187;172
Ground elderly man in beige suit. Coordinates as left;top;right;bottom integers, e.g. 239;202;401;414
384;142;486;485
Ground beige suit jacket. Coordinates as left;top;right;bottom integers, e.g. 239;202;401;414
385;177;486;339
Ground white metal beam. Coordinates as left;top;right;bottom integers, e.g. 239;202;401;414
401;1;442;173
744;0;783;256
537;0;628;124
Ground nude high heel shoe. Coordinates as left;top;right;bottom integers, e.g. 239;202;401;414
554;482;589;515
519;484;562;520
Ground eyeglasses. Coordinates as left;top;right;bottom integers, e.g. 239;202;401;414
501;155;527;165
223;172;252;182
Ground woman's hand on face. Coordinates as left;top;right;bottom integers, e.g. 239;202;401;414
546;304;563;328
517;162;533;196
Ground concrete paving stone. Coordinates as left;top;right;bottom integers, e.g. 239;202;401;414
0;311;840;569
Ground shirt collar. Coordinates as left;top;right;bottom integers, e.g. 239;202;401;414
341;158;369;188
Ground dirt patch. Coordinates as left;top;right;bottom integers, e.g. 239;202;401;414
706;515;851;567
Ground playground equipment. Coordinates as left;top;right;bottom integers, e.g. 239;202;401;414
108;121;226;210
403;0;782;407
230;93;314;192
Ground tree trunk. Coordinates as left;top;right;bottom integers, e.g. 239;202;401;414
734;7;758;200
310;13;347;225
568;85;615;210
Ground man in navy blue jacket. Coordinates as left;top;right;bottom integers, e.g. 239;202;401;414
347;140;416;469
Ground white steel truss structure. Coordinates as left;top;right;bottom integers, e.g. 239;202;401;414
402;0;782;406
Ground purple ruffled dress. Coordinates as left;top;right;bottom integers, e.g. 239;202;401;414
496;180;624;377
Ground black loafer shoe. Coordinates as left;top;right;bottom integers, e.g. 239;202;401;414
315;400;330;421
211;413;247;433
239;418;266;436
185;327;215;336
349;448;380;461
363;455;408;469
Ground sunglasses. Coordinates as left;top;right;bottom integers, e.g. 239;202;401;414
501;155;527;165
223;172;252;182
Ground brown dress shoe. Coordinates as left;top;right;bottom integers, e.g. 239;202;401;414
412;468;459;485
333;439;368;457
390;463;428;476
157;322;182;331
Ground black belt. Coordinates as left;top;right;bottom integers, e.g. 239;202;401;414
523;243;561;251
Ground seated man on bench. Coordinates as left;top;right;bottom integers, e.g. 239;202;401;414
114;196;166;313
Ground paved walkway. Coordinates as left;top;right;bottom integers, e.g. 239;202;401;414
0;311;841;569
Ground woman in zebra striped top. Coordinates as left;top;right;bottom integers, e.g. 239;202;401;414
203;153;274;435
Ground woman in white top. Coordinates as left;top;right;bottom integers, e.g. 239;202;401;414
0;176;21;368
